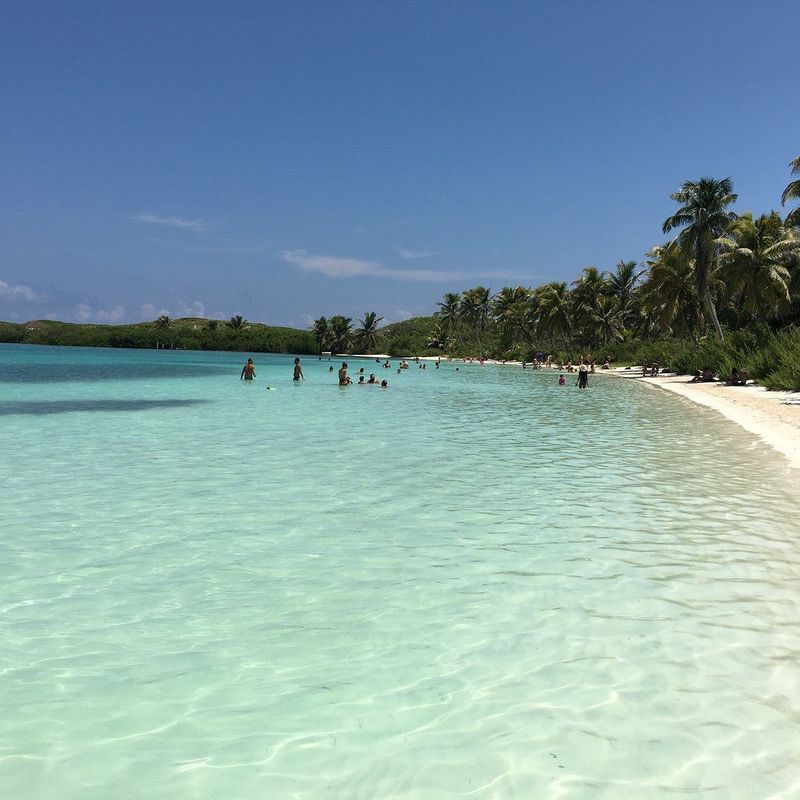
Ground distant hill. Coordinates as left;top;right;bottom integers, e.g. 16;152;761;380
0;318;317;354
379;315;439;356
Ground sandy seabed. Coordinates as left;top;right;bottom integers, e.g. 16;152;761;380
604;368;800;469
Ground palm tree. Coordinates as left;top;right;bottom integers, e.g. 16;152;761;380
662;176;738;338
590;296;624;345
640;244;701;338
436;292;462;347
607;260;642;323
228;315;246;329
355;311;384;352
156;314;171;328
781;156;800;228
329;316;353;355
460;286;492;353
426;322;449;350
717;212;797;321
493;286;532;347
311;316;330;354
571;267;608;330
537;282;574;345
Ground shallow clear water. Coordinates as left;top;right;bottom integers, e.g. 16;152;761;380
1;344;799;799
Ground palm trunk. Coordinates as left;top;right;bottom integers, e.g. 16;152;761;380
703;287;724;339
696;240;724;339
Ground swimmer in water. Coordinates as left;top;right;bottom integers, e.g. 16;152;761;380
381;379;388;388
240;358;255;380
558;374;565;385
338;362;350;385
293;357;304;381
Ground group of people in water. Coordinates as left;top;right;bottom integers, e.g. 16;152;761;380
240;354;598;390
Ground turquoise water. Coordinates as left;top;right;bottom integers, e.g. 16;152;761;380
2;344;800;799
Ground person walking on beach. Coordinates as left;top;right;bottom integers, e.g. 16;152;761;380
241;358;256;380
338;362;350;385
293;357;304;381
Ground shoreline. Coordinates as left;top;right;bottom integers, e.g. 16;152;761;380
346;353;800;468
603;368;800;469
349;353;800;469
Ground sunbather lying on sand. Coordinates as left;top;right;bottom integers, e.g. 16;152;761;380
689;368;716;383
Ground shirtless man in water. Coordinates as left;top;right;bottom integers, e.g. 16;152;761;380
240;358;256;380
293;357;304;381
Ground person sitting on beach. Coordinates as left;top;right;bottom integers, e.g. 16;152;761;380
367;373;378;384
338;362;350;385
293;357;304;381
727;368;749;386
558;374;566;385
240;358;256;380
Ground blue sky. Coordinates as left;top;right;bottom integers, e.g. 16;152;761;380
2;0;798;327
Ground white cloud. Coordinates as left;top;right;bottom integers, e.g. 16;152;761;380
281;250;471;283
175;300;205;317
95;305;125;323
0;279;42;301
132;212;209;231
75;303;93;322
140;303;171;320
73;304;126;323
398;248;442;260
138;300;218;321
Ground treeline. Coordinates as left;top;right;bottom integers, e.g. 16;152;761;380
308;312;442;358
320;160;800;390
0;316;317;354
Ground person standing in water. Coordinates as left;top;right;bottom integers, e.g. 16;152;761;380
576;362;589;389
241;358;256;380
293;357;304;381
338;362;350;385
